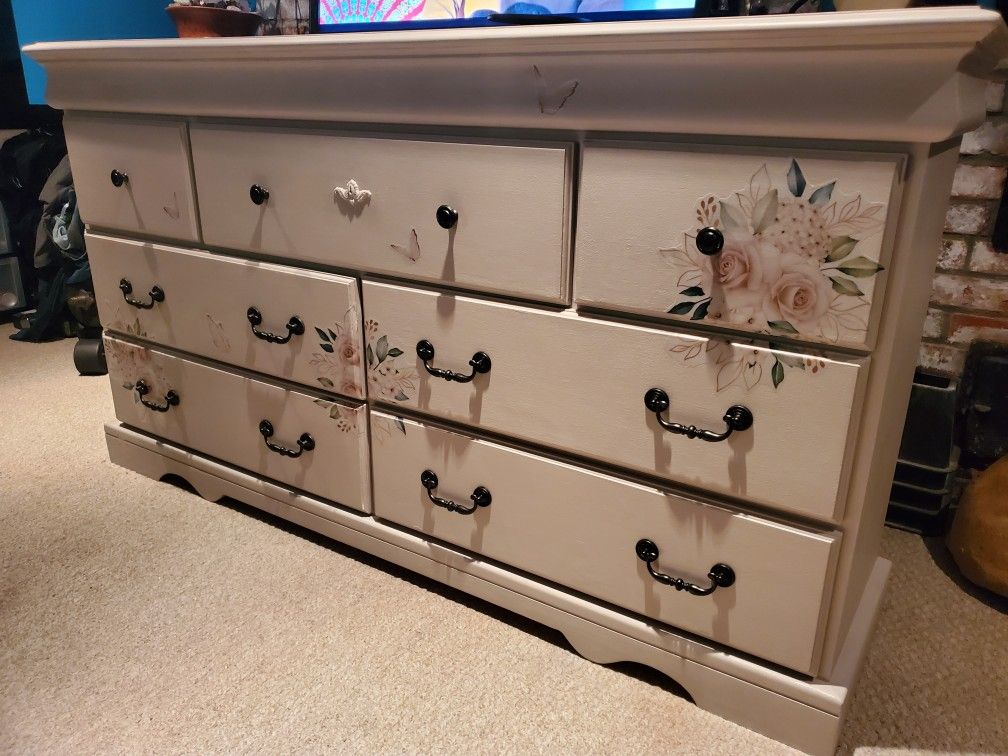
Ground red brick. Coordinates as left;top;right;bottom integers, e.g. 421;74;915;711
918;343;966;375
938;238;968;270
960;120;1008;156
931;273;1008;312
969;240;1008;275
951;164;1007;199
948;312;1008;344
923;308;947;339
944;203;992;235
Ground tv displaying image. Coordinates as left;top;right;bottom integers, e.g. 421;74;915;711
317;0;698;30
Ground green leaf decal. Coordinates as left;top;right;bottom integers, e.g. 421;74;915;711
718;201;746;232
330;405;342;419
668;301;696;316
752;188;779;234
366;343;375;367
394;417;406;434
387;347;404;358
320;343;334;353
787;159;806;198
827;236;858;262
315;327;330;342
808;181;836;206
691;300;711;320
771;358;785;388
837;257;885;278
680;286;706;297
327;329;339;341
830;276;864;296
317;377;335;388
376;335;389;362
768;320;799;334
393;391;409;401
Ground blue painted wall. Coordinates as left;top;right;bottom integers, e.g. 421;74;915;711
13;0;178;105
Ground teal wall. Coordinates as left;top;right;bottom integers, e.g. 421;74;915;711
13;0;178;105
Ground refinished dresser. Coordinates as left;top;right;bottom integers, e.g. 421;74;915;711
27;9;1008;752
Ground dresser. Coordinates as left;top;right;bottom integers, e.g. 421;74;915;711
27;9;1008;753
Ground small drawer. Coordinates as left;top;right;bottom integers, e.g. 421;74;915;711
371;411;840;674
64;115;199;242
189;124;573;304
575;143;903;350
87;233;365;399
363;281;865;522
104;335;371;512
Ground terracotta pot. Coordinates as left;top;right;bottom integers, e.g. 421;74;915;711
166;5;263;38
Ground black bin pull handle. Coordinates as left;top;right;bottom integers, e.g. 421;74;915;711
135;379;179;412
247;307;305;345
635;539;735;596
643;388;753;443
259;419;314;458
120;278;165;310
416;339;491;383
420;469;491;515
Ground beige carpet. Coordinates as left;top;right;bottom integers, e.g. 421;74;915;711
1;324;1006;755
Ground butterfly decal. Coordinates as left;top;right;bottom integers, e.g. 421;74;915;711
391;228;421;263
334;179;373;209
533;65;580;116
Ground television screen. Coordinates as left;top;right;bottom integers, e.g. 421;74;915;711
317;0;699;31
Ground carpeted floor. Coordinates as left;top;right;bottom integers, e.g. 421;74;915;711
1;325;1006;755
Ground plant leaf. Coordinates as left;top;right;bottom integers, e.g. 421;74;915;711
809;181;836;206
394;417;406;434
680;286;706;297
320;343;334;353
691;300;711;320
718;201;746;232
387;347;404;358
668;301;696;316
768;320;799;334
315;327;330;342
787;159;806;198
317;377;335;388
837;256;885;278
330;405;342;419
752;188;779;234
366;343;374;366
327;329;339;341
771;358;785;388
827;235;858;262
393;391;409;401
376;335;389;362
830;276;864;296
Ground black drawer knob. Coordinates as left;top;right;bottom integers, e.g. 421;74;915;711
416;339;491;383
247;307;305;345
249;184;270;206
436;204;458;230
420;469;491;515
695;226;724;256
635;539;735;596
135;379;179;412
120;278;165;309
110;170;129;188
259;419;314;458
644;387;753;442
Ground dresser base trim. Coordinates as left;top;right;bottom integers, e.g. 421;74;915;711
104;422;889;756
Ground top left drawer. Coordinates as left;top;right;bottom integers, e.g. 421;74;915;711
64;115;199;243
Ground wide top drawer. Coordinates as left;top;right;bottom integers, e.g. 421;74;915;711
189;125;573;304
64;115;199;242
575;143;903;351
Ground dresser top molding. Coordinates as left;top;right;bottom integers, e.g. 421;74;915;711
26;8;1008;143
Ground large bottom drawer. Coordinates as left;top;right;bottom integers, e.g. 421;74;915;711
370;410;840;675
104;335;371;512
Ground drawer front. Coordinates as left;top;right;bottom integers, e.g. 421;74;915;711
64;116;199;242
87;233;365;399
575;143;902;350
190;125;573;303
104;335;370;512
363;281;865;522
371;411;839;674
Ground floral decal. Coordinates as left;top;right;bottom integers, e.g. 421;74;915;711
313;398;360;433
310;308;364;399
365;319;417;402
371;414;407;444
105;338;168;401
672;336;827;391
661;159;886;344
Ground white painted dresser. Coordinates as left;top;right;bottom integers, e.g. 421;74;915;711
27;9;1008;753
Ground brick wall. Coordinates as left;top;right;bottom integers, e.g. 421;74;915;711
920;82;1008;376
